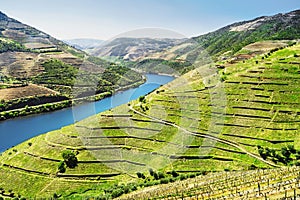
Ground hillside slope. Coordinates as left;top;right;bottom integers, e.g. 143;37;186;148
119;167;300;199
135;9;300;74
0;41;299;198
90;37;183;61
0;11;143;120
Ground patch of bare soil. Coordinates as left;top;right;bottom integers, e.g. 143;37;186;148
0;84;58;100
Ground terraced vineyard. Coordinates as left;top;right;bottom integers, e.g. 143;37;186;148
0;43;300;198
119;167;300;199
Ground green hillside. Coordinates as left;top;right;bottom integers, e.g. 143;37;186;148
134;9;300;75
0;42;299;199
0;11;143;120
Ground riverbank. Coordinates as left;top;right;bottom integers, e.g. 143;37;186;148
0;79;146;121
0;74;174;152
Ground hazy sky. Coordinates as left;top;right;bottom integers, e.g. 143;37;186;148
0;0;299;40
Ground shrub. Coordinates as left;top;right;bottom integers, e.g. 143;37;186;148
136;172;142;178
139;96;146;103
248;164;257;170
158;172;165;179
136;172;145;179
153;172;159;180
111;188;124;198
179;174;187;180
58;161;66;173
53;193;58;199
189;173;196;178
160;178;170;184
149;168;154;176
62;150;78;168
171;170;179;177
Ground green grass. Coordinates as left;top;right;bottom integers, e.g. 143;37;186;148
1;43;300;198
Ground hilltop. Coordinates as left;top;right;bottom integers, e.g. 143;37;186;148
0;11;143;120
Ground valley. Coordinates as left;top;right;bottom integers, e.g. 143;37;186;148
0;7;299;200
0;11;144;121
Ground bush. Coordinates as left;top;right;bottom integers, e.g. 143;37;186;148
179;174;187;180
136;172;145;179
160;178;170;184
62;150;78;168
149;168;154;176
153;172;159;180
189;173;196;178
58;161;66;173
171;170;179;177
136;172;142;178
53;193;58;199
158;172;165;179
111;188;124;198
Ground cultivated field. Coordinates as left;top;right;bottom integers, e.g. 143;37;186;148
0;84;57;100
0;43;299;199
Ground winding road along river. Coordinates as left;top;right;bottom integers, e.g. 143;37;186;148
0;74;174;152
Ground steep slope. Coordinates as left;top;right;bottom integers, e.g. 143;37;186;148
136;9;300;74
119;167;300;199
0;41;299;198
0;11;143;120
90;37;184;61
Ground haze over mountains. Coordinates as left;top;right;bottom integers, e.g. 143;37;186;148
88;37;184;61
63;38;104;50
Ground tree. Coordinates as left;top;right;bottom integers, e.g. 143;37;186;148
158;172;165;179
149;168;154;176
258;147;267;160
171;170;179;177
58;161;66;173
136;172;145;179
62;150;78;168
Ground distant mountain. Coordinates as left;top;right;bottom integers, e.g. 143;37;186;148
142;9;300;64
64;38;104;50
131;9;300;75
90;37;184;61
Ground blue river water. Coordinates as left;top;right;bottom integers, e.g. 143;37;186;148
0;74;174;152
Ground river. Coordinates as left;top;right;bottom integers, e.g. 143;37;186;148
0;74;174;152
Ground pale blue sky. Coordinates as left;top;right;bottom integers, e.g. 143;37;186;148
0;0;299;40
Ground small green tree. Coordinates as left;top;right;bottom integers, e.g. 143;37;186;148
158;172;165;179
149;168;154;176
58;161;66;173
171;170;179;177
62;150;78;168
